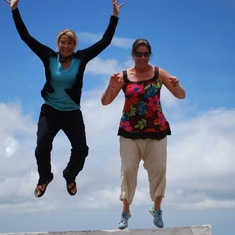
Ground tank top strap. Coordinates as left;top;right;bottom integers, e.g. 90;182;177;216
154;66;159;79
123;67;159;82
122;70;128;83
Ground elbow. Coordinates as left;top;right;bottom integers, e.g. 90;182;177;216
178;91;186;99
101;101;108;106
101;98;110;106
175;87;186;99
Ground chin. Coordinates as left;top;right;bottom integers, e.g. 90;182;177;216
61;51;72;55
139;62;148;65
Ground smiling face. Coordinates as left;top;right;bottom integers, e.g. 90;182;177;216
131;39;152;68
133;45;151;66
57;29;77;58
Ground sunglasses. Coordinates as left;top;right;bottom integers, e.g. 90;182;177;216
134;51;150;57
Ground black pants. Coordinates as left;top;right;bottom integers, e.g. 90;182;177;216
35;104;89;185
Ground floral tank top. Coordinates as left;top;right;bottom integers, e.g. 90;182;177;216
118;67;171;140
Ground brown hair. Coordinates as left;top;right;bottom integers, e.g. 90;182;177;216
131;38;152;57
57;29;78;46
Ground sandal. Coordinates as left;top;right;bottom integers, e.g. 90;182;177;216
67;181;77;196
149;207;164;228
34;179;52;198
118;211;131;230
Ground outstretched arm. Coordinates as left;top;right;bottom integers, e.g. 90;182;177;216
5;0;18;10
5;0;53;60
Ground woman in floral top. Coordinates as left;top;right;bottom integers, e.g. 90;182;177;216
101;39;185;229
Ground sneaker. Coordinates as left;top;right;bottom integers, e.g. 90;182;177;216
118;211;131;230
149;207;164;228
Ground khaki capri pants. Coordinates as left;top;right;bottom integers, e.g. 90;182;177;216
119;136;167;204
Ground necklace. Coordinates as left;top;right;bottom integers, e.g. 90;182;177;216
59;53;75;63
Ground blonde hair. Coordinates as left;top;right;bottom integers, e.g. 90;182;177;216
57;29;78;47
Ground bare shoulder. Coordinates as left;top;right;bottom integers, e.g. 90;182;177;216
126;67;135;74
120;67;134;79
118;71;124;78
158;67;170;82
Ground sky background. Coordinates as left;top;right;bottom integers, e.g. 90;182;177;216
0;0;235;235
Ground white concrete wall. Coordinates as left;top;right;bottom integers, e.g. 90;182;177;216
0;225;212;235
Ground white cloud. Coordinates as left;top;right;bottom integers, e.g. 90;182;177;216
0;93;234;232
111;37;134;49
81;88;235;210
3;136;19;158
167;108;235;210
86;57;122;76
77;32;133;49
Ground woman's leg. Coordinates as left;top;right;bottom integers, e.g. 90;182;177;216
119;136;141;206
122;199;130;213
154;196;163;210
117;137;141;229
143;137;167;206
62;110;89;185
34;105;60;197
143;137;167;228
35;106;59;185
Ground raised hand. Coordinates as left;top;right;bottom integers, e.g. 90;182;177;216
109;73;123;88
112;0;124;17
5;0;19;10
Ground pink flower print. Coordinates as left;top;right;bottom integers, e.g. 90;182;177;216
126;84;145;97
158;112;167;124
146;108;154;118
128;95;139;105
154;113;168;130
147;95;159;111
120;121;133;132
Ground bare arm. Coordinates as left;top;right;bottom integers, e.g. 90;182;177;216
101;73;124;105
159;68;186;99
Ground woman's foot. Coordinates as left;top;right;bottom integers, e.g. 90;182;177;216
34;175;53;198
34;184;46;197
149;208;164;228
118;211;131;230
34;180;52;198
67;181;77;196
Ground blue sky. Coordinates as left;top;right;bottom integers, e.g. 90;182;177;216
0;1;234;235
